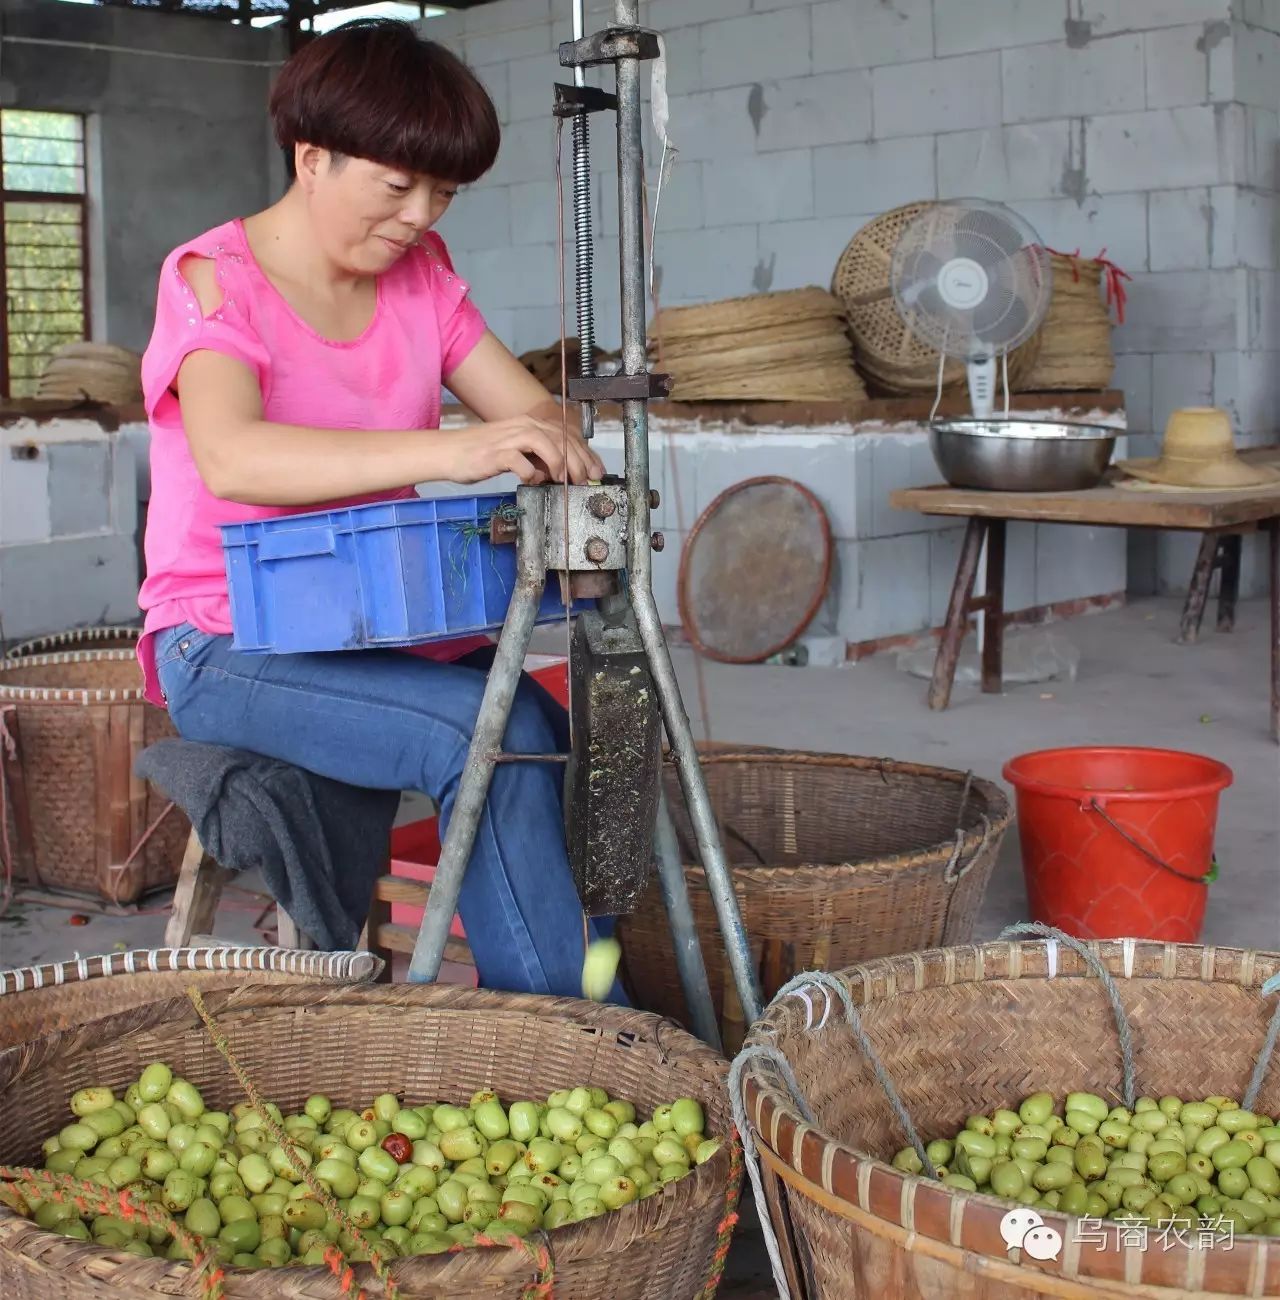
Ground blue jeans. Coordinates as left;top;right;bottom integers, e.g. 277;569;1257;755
154;623;626;1002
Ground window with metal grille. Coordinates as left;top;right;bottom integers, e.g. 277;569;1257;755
0;110;88;399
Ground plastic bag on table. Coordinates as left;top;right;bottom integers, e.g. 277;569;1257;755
896;627;1081;686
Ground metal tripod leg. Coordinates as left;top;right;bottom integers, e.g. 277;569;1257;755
654;792;722;1051
407;491;549;985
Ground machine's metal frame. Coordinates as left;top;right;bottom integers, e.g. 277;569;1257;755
406;0;763;1045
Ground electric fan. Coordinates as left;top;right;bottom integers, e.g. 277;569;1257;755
890;198;1052;418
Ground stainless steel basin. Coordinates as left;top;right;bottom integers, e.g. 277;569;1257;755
928;418;1118;492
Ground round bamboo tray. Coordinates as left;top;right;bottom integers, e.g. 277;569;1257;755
1017;253;1116;392
0;946;382;1045
0;982;739;1299
0;650;189;904
618;751;1010;1051
832;202;1040;395
741;940;1280;1298
5;627;141;660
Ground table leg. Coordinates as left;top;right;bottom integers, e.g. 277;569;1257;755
1178;532;1218;646
929;517;986;712
1217;534;1242;634
1270;522;1279;745
982;518;1007;695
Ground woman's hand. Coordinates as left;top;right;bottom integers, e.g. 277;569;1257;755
442;415;606;486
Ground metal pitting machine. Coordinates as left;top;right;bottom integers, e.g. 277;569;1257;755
406;1;763;1047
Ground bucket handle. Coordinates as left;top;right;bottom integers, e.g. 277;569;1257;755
1086;798;1219;885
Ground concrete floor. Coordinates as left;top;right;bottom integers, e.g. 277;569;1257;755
2;594;1276;968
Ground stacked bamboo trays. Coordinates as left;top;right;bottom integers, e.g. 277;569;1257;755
650;287;867;402
0;946;383;1046
740;940;1280;1298
35;343;142;406
618;751;1010;1052
1018;251;1117;391
0;982;740;1300
0;643;189;905
831;200;1042;396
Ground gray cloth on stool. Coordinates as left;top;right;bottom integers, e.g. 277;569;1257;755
136;739;401;951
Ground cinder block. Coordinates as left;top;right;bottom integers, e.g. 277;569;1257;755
665;88;759;162
691;434;859;540
508;180;560;246
1244;268;1280;350
601;161;704;239
1231;106;1279;190
1208;185;1238;269
647;225;759;304
934;0;1063;56
872;53;1002;140
756;216;871;292
465;243;559;309
1112;270;1237;353
473;63;509;126
1214;349;1280;437
0;533;139;642
650;0;747;27
867;435;951;538
1151;351;1214;433
1149;188;1212;270
1111;353;1154;435
811;0;934;74
835;533;931;642
1233;23;1280;108
487;118;558;187
1013;194;1149;275
699;10;811;91
936;122;1071;204
702;149;813;226
1144;26;1210;111
1155;529;1203;596
815;135;935;217
649;531;683;628
1035;524;1126;607
0;447;50;544
463;0;551;35
752;71;873;153
464;3;551;66
1238;0;1280;33
1087;107;1225;193
505;50;559;123
1002;36;1144;125
1232;188;1279;269
48;441;111;537
509;307;564;355
438;185;511;252
928;522;1036;626
111;437;138;539
1086;0;1229;33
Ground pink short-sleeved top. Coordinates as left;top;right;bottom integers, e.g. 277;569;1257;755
135;218;490;707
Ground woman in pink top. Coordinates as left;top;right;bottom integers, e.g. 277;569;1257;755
138;20;621;1001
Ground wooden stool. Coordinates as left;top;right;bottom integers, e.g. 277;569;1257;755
165;826;313;950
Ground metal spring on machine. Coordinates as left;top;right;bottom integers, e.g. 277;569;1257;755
571;110;595;376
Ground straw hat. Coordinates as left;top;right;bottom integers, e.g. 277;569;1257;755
1117;407;1280;490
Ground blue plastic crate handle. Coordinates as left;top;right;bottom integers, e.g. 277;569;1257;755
256;526;338;562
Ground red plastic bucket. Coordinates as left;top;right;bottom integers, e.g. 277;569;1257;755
1002;746;1232;943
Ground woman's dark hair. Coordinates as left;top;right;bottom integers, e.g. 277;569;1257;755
270;19;500;183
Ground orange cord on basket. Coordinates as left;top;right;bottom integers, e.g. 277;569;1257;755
1041;244;1133;326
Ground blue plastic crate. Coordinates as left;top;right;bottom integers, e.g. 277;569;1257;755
221;495;581;655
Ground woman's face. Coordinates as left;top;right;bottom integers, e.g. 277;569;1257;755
296;145;458;274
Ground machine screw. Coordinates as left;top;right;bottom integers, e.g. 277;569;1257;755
651;532;665;552
584;537;610;564
649;489;661;509
588;493;616;519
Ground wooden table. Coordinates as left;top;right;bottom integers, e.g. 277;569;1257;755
890;447;1280;742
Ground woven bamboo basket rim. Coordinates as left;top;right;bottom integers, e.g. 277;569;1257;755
0;649;145;704
663;750;1010;879
0;982;736;1294
741;940;1280;1294
653;287;844;339
5;626;141;660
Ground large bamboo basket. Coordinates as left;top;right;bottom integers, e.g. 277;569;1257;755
1016;252;1117;392
0;649;189;904
619;751;1010;1052
5;627;141;660
741;940;1280;1298
0;946;382;1046
0;982;738;1299
832;202;1040;396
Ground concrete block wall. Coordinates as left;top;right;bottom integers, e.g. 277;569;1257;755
0;421;140;641
421;0;1280;603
